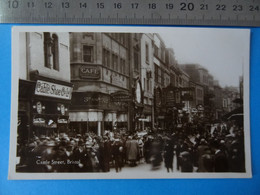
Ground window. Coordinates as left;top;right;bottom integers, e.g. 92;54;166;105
112;54;118;71
103;48;110;68
115;55;119;72
155;65;158;83
83;45;93;62
122;59;126;74
120;58;125;74
147;78;150;92
44;32;59;70
52;34;59;70
161;46;165;62
158;68;161;85
161;70;164;86
145;43;149;63
154;45;159;57
44;32;52;69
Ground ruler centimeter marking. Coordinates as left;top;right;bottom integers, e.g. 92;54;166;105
0;0;259;26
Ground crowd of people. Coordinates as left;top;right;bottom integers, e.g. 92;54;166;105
16;121;245;173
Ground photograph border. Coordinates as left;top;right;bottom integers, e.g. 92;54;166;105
9;26;252;180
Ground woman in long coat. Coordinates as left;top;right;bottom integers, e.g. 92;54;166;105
164;139;174;172
125;136;139;166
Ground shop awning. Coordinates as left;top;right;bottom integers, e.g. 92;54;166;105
222;106;243;121
69;111;103;122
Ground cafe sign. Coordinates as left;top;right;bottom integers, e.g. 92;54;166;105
35;80;72;100
79;65;100;79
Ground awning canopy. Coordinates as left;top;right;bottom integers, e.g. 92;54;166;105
222;106;243;121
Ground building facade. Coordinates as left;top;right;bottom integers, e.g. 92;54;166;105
140;33;154;130
153;34;171;129
69;33;143;135
18;32;72;141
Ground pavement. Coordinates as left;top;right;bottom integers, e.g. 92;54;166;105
110;155;180;174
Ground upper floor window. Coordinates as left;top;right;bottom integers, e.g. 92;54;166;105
147;78;150;92
155;65;159;83
154;45;159;57
83;45;93;63
52;34;59;71
120;58;126;74
44;32;59;71
103;48;110;68
145;43;149;63
112;54;119;72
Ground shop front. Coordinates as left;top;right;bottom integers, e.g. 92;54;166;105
69;92;128;136
18;77;73;141
142;104;153;130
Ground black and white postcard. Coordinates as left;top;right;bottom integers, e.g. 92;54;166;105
9;26;251;179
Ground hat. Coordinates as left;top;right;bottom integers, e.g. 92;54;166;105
46;141;56;147
28;143;36;148
180;151;190;157
85;141;93;148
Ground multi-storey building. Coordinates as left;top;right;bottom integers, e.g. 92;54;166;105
18;32;72;141
222;86;240;113
213;80;224;120
181;64;216;121
153;34;171;129
140;33;154;130
69;33;142;135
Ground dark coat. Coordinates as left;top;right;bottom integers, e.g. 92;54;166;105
214;150;229;172
125;139;139;161
164;142;174;169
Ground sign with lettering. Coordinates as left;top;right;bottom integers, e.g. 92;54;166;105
35;80;72;100
111;91;132;102
79;65;100;79
33;117;46;127
111;73;124;86
58;118;68;124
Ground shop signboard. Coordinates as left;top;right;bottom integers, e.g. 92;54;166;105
111;91;132;102
79;65;101;79
35;80;72;100
33;117;45;126
58;118;68;124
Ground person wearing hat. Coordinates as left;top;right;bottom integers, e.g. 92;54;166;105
176;138;188;171
112;138;124;172
164;138;174;172
71;139;85;172
125;135;139;167
99;136;111;172
180;151;193;172
197;138;210;172
143;136;153;163
213;140;229;172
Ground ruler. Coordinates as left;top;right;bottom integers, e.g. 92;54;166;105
0;0;260;26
